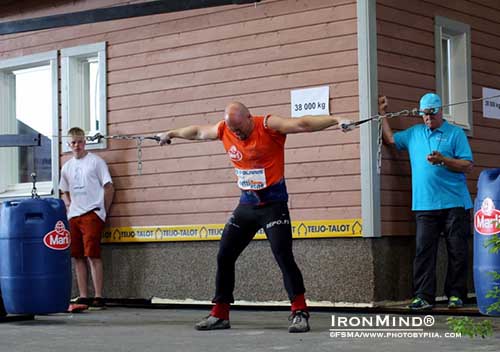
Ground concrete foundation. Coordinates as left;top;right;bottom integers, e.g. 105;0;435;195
72;236;474;305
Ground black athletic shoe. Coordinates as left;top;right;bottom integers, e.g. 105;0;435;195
195;315;230;330
88;297;106;310
288;310;310;333
73;297;92;306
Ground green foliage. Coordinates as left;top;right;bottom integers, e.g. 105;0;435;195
484;234;500;254
489;271;500;281
485;285;500;314
485;234;500;315
447;317;493;338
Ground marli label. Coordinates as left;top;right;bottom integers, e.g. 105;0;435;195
474;197;500;235
43;220;71;250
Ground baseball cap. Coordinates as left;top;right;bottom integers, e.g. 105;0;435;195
419;93;442;115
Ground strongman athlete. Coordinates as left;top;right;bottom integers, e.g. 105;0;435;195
158;102;352;332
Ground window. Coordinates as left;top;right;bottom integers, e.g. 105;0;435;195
0;51;59;198
61;42;107;151
435;16;472;130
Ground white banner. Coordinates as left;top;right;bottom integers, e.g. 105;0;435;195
483;87;500;119
291;86;329;117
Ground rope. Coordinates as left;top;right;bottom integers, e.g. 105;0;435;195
440;93;500;111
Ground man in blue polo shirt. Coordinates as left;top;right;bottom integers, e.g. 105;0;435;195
380;93;473;310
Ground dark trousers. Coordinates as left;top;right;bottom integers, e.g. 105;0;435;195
413;207;470;303
213;202;306;303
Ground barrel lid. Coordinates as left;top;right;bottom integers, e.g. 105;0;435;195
477;168;500;199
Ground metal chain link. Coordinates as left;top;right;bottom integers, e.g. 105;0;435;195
84;133;162;175
367;93;500;174
67;92;500;177
137;138;143;175
375;110;419;175
31;172;39;199
377;117;383;175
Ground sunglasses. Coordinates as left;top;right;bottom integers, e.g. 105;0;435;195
419;108;439;116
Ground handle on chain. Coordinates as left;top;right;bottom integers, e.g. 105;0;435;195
86;132;104;142
145;136;170;144
341;116;377;130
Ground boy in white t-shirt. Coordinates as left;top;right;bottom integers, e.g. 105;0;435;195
60;127;114;309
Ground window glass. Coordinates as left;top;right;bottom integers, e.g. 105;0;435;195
14;65;53;183
441;37;451;116
61;42;107;151
435;17;471;130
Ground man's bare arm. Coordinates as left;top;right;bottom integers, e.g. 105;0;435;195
61;192;71;212
379;96;396;146
103;182;115;216
157;123;221;145
266;114;352;134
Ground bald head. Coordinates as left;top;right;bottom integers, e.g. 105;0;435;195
225;102;250;122
224;101;253;140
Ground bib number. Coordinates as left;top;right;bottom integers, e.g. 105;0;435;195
235;168;267;190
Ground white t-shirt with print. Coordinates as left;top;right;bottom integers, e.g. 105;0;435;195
59;152;112;221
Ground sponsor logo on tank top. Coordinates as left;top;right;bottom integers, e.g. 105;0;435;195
475;197;500;235
228;145;242;161
43;220;71;250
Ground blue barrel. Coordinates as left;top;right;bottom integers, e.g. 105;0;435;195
0;198;71;314
473;168;500;316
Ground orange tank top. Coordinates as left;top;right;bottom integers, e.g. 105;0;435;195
217;115;286;190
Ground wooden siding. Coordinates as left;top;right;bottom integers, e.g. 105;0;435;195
1;0;361;228
377;0;500;236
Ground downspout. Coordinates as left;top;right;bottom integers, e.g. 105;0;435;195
357;0;380;238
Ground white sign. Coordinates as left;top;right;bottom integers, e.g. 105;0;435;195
291;86;329;117
483;87;500;119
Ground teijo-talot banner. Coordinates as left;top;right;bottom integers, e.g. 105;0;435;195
102;219;362;243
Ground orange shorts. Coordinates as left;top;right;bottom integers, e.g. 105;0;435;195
69;211;104;258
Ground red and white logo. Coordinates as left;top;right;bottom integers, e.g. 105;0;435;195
474;197;500;236
43;220;71;250
228;145;242;161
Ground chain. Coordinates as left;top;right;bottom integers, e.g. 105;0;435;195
85;133;161;143
31;172;39;199
342;110;417;175
353;94;500;174
375;110;418;175
137;138;143;175
343;93;500;130
61;93;500;176
377;118;383;175
84;133;165;175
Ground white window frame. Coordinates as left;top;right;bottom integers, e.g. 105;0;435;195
0;51;59;199
61;42;107;151
435;16;472;132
